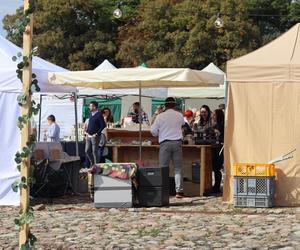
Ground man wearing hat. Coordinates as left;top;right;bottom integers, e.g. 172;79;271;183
151;97;185;198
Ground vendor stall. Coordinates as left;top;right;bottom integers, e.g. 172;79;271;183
106;128;220;196
48;66;224;200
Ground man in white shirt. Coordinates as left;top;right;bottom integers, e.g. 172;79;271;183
151;97;185;198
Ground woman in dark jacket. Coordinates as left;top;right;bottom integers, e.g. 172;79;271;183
211;108;225;193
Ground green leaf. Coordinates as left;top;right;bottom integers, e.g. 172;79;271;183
11;181;19;192
12;56;17;62
17;52;22;57
28;231;37;246
21;176;26;182
14;218;20;226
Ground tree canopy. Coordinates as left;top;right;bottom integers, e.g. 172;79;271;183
3;0;300;70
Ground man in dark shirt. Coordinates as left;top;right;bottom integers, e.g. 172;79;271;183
85;101;106;167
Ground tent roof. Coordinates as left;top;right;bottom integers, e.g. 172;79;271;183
227;23;300;82
94;59;116;70
0;35;76;93
49;68;224;89
168;63;226;98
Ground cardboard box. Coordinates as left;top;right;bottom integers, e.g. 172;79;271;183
183;181;200;197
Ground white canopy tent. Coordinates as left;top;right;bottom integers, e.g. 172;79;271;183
49;67;223;89
0;35;76;206
168;63;226;98
77;60;168;98
71;62;226;99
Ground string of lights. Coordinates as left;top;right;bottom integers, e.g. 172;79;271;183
113;1;294;23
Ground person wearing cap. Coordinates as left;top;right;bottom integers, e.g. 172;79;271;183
151;97;186;198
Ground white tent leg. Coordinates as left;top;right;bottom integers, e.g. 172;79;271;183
38;94;43;142
74;92;79;156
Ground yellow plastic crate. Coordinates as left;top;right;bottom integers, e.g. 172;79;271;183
233;163;275;177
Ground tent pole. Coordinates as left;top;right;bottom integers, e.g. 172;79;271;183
38;94;43;141
19;0;32;246
139;82;142;162
74;92;79;156
225;80;228;108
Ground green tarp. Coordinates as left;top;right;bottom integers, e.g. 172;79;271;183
83;97;121;122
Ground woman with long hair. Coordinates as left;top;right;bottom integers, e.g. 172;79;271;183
198;105;212;130
102;107;114;123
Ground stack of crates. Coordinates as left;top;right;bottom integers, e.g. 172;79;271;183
137;166;169;207
233;163;276;208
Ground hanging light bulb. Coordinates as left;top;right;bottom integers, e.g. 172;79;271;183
214;13;224;29
113;2;123;19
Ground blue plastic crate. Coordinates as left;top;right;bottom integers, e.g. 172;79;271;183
234;195;274;208
234;176;275;196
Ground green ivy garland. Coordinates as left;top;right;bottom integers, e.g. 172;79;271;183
11;1;40;249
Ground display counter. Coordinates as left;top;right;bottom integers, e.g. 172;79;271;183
106;129;221;196
107;128;158;145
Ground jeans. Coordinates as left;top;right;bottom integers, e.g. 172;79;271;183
159;140;183;193
85;136;100;166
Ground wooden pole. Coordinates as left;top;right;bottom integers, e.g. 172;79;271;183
19;0;33;247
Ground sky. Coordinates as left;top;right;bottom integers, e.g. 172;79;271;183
0;0;23;36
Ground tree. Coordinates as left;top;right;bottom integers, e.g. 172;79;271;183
246;0;300;44
117;0;261;69
3;0;140;70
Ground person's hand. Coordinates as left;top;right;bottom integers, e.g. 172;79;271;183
92;134;97;138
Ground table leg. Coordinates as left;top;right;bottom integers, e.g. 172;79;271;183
112;146;118;162
200;147;206;196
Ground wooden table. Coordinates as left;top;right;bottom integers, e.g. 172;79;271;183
106;144;221;196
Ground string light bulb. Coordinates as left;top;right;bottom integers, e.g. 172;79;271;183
113;2;123;19
214;13;224;29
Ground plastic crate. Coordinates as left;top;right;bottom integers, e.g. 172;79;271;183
234;195;274;208
233;163;275;177
137;186;169;207
234;176;275;196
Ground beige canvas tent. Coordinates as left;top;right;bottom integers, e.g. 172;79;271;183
224;23;300;206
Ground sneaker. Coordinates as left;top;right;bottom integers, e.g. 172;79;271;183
175;192;187;198
89;165;97;174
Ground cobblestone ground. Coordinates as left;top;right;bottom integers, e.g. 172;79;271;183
0;195;299;250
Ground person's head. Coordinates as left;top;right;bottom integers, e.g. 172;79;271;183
184;109;193;119
200;105;211;122
165;97;176;109
89;101;98;112
212;109;225;126
133;102;140;112
156;105;163;114
102;107;112;118
47;115;56;125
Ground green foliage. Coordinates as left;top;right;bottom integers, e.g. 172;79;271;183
4;0;298;69
246;0;300;44
117;0;260;69
4;0;140;70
